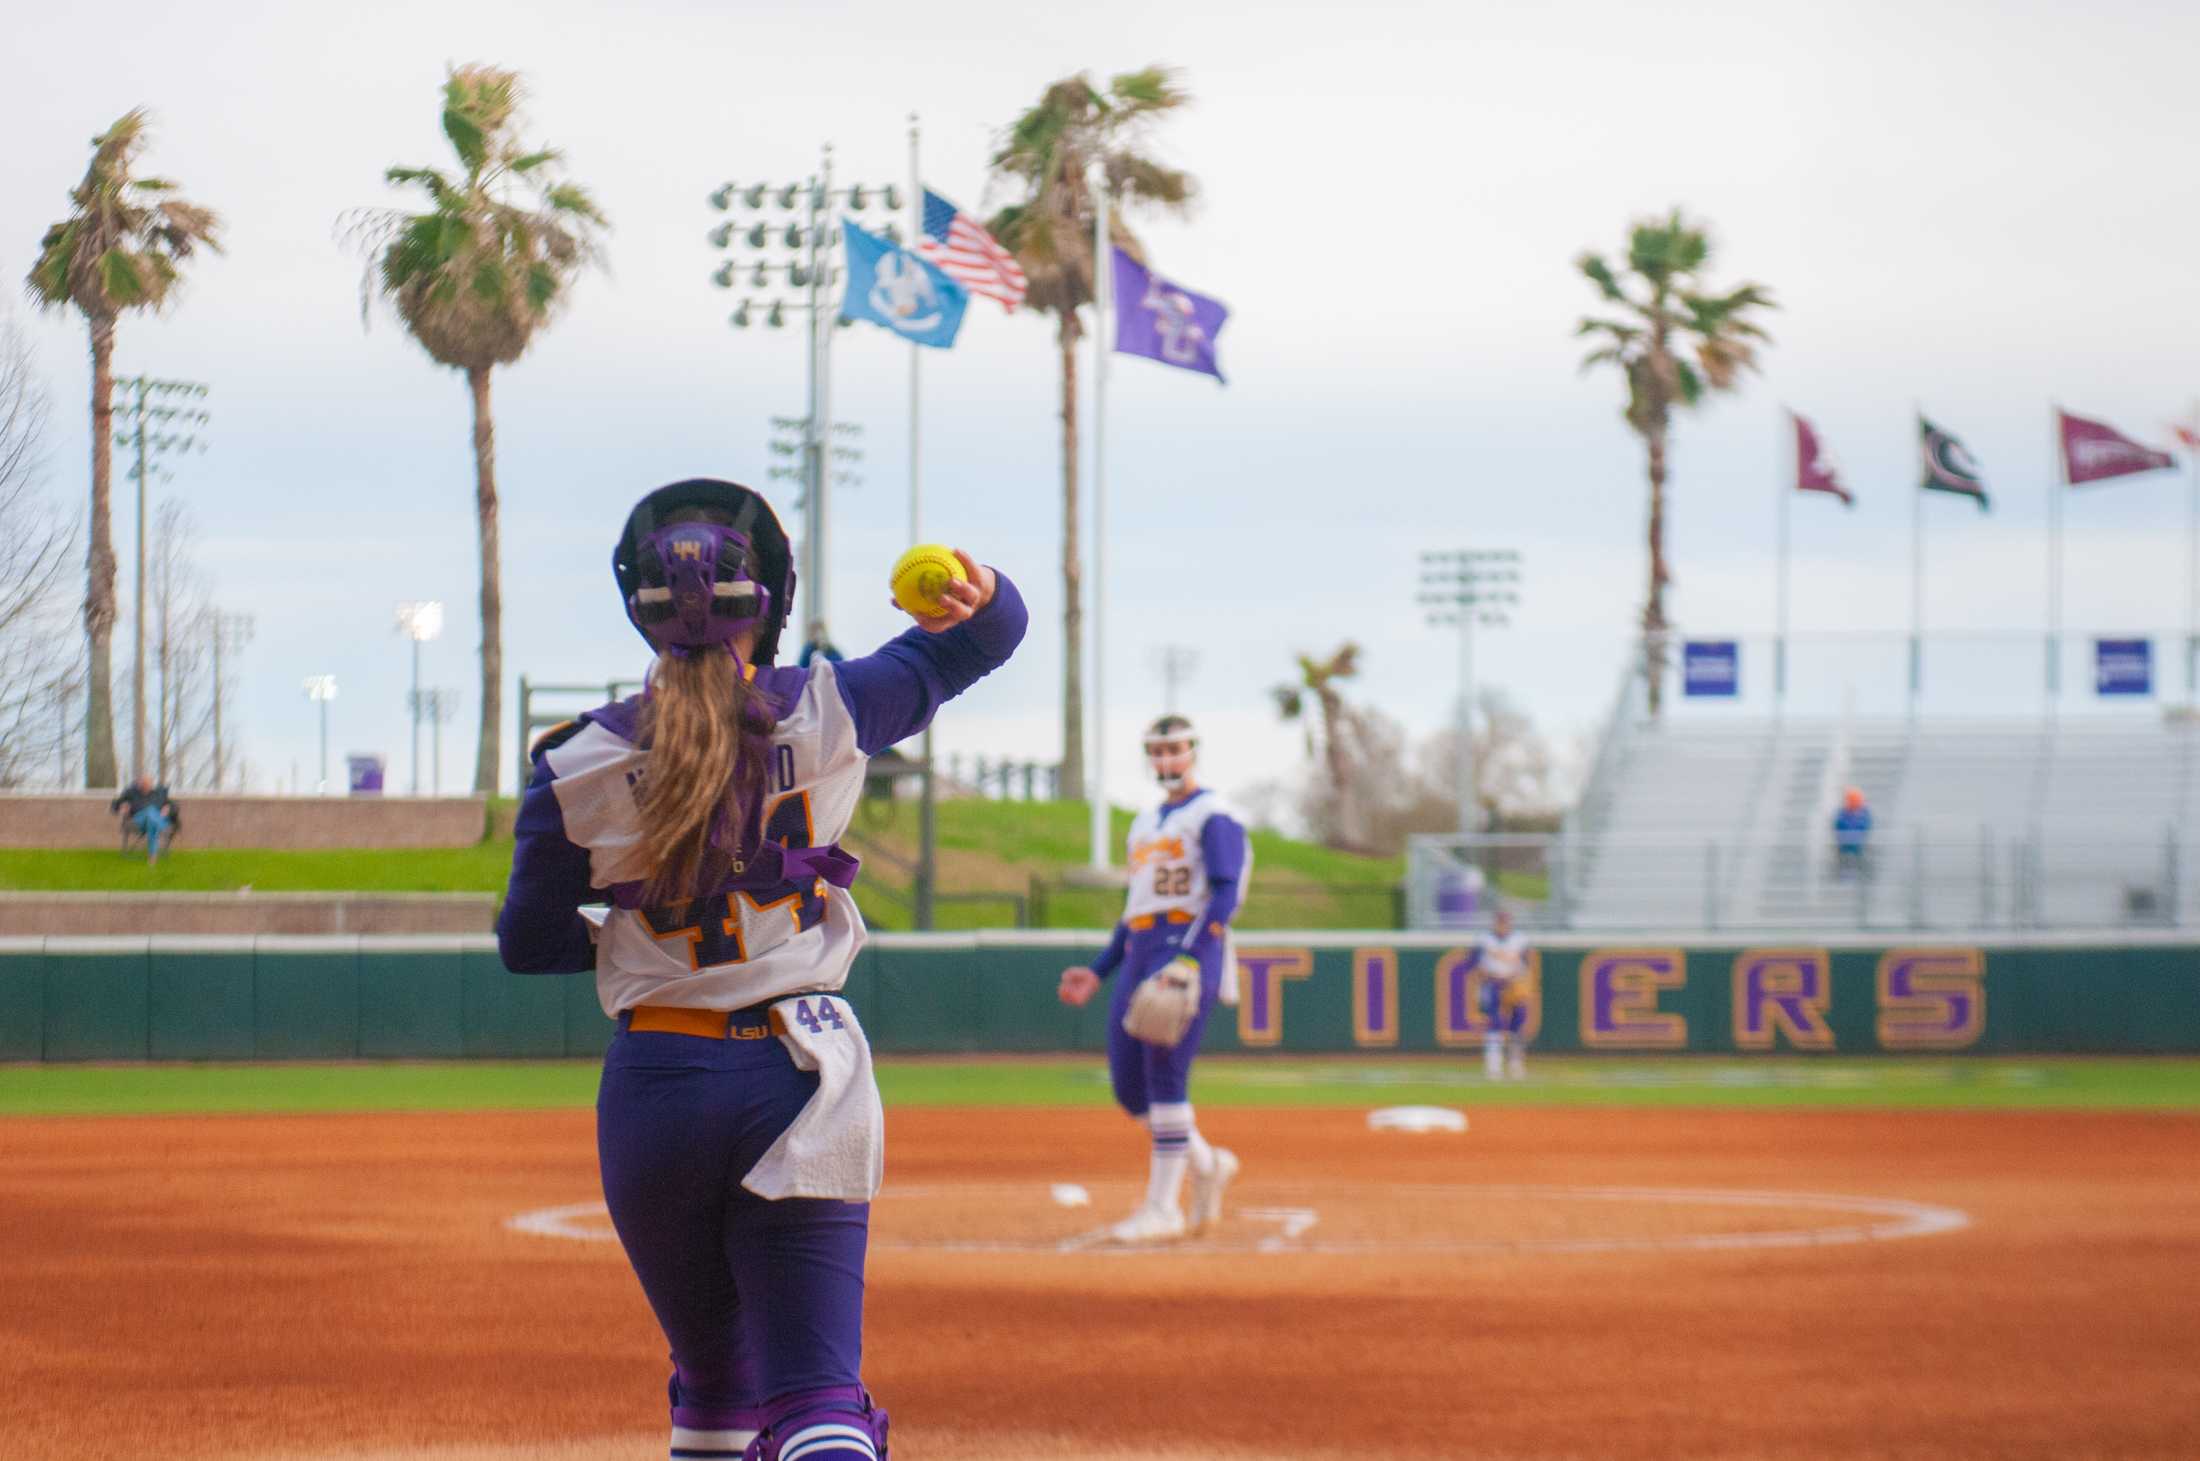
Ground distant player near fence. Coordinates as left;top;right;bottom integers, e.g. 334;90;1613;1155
1477;906;1534;1080
1057;714;1252;1243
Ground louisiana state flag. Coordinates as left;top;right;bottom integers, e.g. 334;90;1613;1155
840;220;968;349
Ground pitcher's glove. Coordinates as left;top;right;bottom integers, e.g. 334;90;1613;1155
1121;957;1202;1048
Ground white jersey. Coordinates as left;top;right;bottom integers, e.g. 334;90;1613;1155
1121;788;1247;926
544;660;869;1016
1475;930;1532;983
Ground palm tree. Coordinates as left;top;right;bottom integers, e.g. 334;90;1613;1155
1575;209;1774;714
26;109;222;788
349;65;606;793
1271;642;1362;846
987;67;1194;802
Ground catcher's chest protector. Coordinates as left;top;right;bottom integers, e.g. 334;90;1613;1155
1122;792;1246;922
545;662;870;1018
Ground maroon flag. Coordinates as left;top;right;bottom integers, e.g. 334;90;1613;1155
1792;411;1853;505
2058;408;2176;485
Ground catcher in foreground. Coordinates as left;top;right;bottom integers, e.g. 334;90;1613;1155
1058;714;1252;1243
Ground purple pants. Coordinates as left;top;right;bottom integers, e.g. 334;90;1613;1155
596;1020;869;1414
1104;930;1221;1116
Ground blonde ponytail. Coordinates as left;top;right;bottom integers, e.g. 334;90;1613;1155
634;648;774;904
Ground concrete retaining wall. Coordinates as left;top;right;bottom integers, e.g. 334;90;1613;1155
0;893;497;936
0;794;489;849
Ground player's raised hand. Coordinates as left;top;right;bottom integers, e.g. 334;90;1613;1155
1057;966;1101;1008
897;549;996;633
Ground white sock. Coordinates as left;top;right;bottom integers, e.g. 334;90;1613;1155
1484;1033;1504;1077
670;1424;759;1459
1145;1102;1194;1210
1158;1100;1217;1175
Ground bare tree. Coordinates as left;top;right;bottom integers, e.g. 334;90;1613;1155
144;498;224;788
1292;690;1570;855
1418;688;1568;832
0;312;81;788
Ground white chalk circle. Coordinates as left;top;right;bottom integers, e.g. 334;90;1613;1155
1367;1105;1469;1133
509;1182;1970;1258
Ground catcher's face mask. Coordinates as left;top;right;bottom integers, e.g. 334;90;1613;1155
1142;714;1197;791
626;520;771;657
614;479;796;664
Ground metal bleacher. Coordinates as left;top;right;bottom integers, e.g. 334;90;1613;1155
1550;707;2197;932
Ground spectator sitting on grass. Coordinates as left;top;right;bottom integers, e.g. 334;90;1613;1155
110;775;178;865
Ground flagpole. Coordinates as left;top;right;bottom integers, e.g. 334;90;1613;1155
1777;410;1791;710
909;112;936;931
1911;409;1924;719
816;143;837;642
2188;434;2197;707
1086;162;1111;871
2049;406;2063;712
908;114;921;545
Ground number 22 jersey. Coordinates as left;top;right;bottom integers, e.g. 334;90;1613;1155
1121;789;1249;933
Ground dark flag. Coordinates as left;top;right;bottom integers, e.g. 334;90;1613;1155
1792;411;1854;506
2058;408;2176;485
1920;415;1989;509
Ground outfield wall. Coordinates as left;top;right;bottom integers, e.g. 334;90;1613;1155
4;933;2197;1062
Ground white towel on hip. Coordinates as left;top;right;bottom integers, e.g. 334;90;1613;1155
1219;928;1240;1007
742;993;885;1202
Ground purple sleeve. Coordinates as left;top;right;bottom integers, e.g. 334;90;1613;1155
1090;920;1130;979
1176;813;1249;963
833;570;1028;755
495;760;600;975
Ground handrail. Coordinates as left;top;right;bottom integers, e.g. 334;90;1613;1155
1562;656;1644;852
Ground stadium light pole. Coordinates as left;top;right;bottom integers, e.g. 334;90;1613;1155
1419;549;1522;834
395;601;444;795
417;687;460;796
1153;645;1199;714
114;375;209;781
302;675;337;795
710;152;900;651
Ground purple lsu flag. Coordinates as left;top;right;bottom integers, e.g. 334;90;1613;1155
1111;247;1228;382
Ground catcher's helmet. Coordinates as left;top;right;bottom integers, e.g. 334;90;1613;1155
613;479;796;664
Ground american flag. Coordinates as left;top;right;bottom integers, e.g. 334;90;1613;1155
917;189;1027;311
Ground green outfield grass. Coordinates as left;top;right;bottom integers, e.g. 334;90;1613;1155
0;798;1452;931
4;1055;2198;1118
0;844;518;894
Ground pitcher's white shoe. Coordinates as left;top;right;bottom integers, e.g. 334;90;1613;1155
1189;1148;1240;1234
1107;1203;1187;1244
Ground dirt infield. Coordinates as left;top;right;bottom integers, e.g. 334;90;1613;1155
3;1103;2197;1459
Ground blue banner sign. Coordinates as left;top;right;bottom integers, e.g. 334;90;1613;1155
1683;640;1740;697
2095;638;2152;697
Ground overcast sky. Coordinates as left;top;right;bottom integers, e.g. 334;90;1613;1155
4;0;2196;807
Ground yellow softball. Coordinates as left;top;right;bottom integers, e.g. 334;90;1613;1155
889;544;966;617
